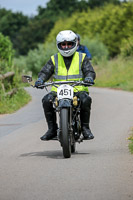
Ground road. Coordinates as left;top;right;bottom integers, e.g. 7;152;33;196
0;87;133;200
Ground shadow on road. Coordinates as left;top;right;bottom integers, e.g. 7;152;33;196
20;151;90;159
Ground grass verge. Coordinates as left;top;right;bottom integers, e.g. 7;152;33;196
94;56;133;92
0;88;31;114
128;128;133;154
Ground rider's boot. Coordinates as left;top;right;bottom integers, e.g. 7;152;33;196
80;110;94;140
40;111;58;141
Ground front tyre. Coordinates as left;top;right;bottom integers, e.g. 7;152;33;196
60;108;71;158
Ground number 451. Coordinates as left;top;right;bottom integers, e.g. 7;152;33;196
59;89;72;96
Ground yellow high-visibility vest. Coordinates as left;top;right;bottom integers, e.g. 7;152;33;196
51;52;89;93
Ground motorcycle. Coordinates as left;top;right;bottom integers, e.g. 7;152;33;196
22;75;94;158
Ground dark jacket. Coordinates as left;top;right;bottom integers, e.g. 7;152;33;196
38;53;96;82
77;45;92;59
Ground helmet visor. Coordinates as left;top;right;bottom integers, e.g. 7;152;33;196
58;41;75;50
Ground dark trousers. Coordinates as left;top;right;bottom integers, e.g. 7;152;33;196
42;91;92;126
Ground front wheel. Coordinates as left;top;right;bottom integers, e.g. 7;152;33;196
60;108;71;158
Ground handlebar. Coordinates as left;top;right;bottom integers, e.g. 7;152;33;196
34;80;94;89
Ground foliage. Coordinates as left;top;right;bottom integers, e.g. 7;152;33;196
0;59;31;114
13;56;27;74
128;128;133;154
0;88;31;114
14;18;53;55
0;32;31;114
14;42;57;75
88;0;120;8
129;142;133;154
98;2;133;56
37;0;89;21
0;0;122;56
0;8;28;38
14;44;45;75
0;0;90;55
0;32;14;70
14;37;108;76
37;0;121;19
0;33;16;98
120;36;133;57
26;44;46;74
81;36;109;64
43;40;57;62
0;8;29;55
94;56;133;91
46;2;133;57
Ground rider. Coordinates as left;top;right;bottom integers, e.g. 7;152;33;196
35;30;96;141
76;33;92;60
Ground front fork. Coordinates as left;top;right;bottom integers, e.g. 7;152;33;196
57;106;73;146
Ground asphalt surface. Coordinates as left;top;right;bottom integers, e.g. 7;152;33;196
0;87;45;138
0;87;133;200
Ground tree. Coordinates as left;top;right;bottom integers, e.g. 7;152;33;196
15;18;53;55
0;0;123;56
46;2;133;57
0;32;14;72
88;0;120;8
0;8;29;54
37;0;89;20
13;0;90;55
0;8;28;39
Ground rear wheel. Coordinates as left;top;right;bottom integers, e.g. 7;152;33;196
60;108;71;158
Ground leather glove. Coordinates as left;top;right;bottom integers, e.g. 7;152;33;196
84;77;94;84
35;78;44;87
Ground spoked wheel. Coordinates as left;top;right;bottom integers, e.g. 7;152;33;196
60;108;71;158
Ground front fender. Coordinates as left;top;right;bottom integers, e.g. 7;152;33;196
58;99;72;108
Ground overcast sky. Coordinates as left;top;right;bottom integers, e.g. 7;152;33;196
0;0;49;16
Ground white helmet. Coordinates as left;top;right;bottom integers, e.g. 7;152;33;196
56;30;78;57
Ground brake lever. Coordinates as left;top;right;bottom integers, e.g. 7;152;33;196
83;82;94;86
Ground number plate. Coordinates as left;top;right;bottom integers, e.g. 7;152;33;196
57;84;73;100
